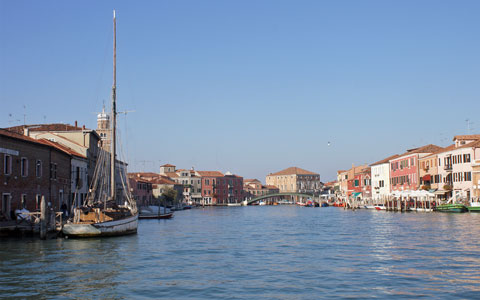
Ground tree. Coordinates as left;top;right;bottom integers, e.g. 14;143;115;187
162;187;177;205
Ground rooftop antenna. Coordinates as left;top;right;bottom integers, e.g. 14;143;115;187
466;119;473;134
23;105;26;125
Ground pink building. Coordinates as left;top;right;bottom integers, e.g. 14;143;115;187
128;174;153;206
390;144;442;192
198;171;244;205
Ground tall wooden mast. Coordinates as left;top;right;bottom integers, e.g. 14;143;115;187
110;10;117;200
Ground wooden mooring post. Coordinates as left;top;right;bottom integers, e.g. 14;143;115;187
40;196;47;240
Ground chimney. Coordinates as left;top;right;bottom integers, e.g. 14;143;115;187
23;127;29;137
82;125;86;130
75;120;78;128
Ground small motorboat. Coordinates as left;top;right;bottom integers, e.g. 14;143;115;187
139;212;173;219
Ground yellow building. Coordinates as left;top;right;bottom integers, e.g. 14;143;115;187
266;167;320;193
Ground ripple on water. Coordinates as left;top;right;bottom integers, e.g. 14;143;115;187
1;207;480;299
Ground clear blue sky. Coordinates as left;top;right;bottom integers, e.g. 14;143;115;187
1;1;479;182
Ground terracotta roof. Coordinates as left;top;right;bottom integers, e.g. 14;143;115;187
150;177;177;185
197;171;224;177
0;128;48;145
268;167;318;176
265;185;280;189
422;144;456;158
356;166;371;174
337;170;347;174
453;134;480;141
164;172;179;178
244;179;261;183
129;172;160;178
128;173;177;185
457;139;480;150
160;164;176;167
370;154;400;166
37;139;86;158
398;144;443;157
5;123;87;134
0;129;86;159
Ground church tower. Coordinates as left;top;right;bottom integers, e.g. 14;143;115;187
97;105;111;150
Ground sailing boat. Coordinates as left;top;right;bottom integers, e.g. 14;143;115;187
63;10;138;237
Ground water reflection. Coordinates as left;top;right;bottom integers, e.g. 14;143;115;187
1;207;480;299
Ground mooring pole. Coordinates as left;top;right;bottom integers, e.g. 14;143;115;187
40;196;47;240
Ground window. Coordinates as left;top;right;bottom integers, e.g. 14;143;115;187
36;160;42;177
21;157;28;177
465;172;472;181
354;180;359;187
4;155;12;175
21;194;27;208
464;154;471;163
50;163;57;179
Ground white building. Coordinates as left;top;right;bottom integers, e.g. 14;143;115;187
437;135;480;201
370;154;399;200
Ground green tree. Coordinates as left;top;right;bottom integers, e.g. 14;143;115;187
162;187;177;205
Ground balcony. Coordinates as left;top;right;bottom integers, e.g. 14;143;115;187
444;164;452;171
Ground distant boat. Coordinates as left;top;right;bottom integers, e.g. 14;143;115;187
374;204;386;210
227;203;241;207
139;206;173;219
139;212;173;219
436;204;468;213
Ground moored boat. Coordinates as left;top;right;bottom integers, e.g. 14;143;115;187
139;212;173;219
467;201;480;212
63;11;138;238
435;204;468;213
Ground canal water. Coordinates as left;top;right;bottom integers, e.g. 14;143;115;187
1;206;480;299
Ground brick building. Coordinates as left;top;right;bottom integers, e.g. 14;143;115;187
0;129;72;219
198;171;244;205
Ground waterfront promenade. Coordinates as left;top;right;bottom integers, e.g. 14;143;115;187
1;206;480;299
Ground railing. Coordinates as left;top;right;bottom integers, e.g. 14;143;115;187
444;164;452;170
23;211;64;231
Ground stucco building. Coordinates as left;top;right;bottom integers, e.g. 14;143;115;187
370;154;398;200
389;144;442;193
266;167;320;194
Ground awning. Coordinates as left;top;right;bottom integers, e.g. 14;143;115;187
352;192;362;197
434;190;447;195
423;175;431;181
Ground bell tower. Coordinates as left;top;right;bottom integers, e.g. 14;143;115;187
97;105;111;150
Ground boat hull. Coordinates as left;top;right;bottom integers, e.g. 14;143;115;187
467;206;480;212
139;213;173;219
436;204;468;213
63;214;138;237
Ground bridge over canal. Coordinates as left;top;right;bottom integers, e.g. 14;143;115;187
247;192;315;205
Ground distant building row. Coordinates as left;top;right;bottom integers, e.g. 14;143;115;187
336;135;480;201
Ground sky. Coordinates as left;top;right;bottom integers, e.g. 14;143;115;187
1;1;479;182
